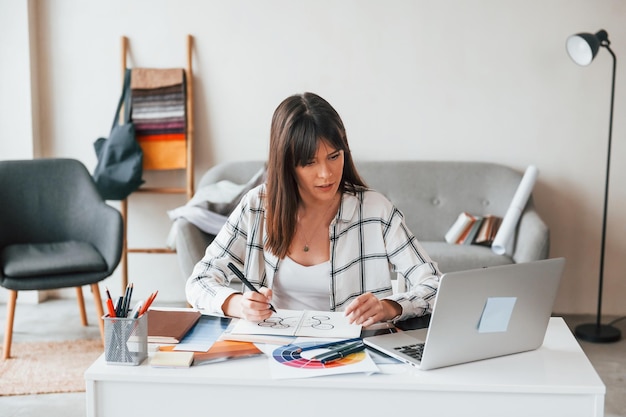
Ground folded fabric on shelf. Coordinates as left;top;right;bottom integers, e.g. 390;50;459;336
131;68;184;89
130;68;187;170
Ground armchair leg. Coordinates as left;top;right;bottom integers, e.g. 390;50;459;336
76;286;88;326
3;290;18;360
90;283;106;346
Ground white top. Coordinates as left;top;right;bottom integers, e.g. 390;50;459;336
272;257;330;310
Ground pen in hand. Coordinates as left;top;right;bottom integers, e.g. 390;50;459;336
227;262;277;313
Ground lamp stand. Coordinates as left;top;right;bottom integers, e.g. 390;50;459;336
574;43;621;344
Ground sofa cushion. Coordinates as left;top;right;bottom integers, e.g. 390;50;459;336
421;241;513;273
357;161;523;242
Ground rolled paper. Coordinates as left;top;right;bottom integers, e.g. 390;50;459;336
491;165;538;256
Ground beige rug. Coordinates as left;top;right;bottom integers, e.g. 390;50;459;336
0;339;103;396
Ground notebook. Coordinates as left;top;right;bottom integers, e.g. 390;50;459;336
363;258;565;370
147;309;202;344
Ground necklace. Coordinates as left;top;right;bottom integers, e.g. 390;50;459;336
298;197;338;252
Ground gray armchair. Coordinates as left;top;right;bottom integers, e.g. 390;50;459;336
0;158;123;359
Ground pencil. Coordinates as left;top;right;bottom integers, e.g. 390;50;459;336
139;291;158;316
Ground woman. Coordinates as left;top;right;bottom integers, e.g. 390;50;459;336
186;92;440;327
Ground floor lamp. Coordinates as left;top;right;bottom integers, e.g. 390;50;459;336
566;29;621;343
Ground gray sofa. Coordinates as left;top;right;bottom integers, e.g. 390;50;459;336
175;160;549;280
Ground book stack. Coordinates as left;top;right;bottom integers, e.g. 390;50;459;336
156;340;264;366
146;310;265;368
445;212;502;246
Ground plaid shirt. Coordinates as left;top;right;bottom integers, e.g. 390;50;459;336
185;184;440;321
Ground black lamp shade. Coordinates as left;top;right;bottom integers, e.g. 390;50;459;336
566;32;601;66
566;30;610;66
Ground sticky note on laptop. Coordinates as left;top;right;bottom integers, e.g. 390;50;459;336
477;297;517;333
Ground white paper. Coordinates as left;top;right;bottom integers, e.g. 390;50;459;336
266;338;380;379
230;309;362;339
491;165;538;256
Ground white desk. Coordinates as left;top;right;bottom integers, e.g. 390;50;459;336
84;317;605;417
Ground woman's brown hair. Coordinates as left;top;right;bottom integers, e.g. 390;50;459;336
265;92;366;258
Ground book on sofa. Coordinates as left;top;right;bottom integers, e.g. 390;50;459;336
445;212;501;246
474;215;502;246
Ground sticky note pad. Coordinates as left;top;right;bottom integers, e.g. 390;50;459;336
477;297;517;333
150;351;194;368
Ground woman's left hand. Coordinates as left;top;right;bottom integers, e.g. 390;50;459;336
344;293;401;327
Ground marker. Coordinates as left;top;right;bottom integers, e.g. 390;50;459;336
123;283;134;317
114;296;124;317
311;341;366;363
105;287;117;317
119;284;131;317
296;338;362;353
227;262;277;313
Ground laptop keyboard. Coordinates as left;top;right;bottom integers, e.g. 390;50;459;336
395;343;425;361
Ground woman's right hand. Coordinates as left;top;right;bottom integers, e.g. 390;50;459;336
223;288;274;321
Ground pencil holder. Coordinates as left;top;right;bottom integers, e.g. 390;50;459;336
103;313;148;366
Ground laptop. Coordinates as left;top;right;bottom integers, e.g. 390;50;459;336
363;258;565;370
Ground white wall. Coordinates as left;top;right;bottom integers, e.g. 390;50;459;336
0;0;38;159
2;0;625;315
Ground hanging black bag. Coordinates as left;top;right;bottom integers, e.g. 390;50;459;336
93;68;144;200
